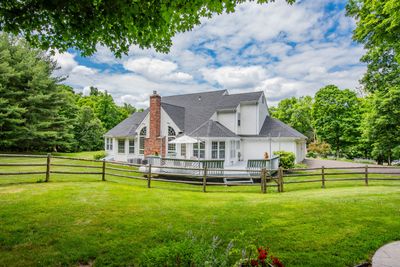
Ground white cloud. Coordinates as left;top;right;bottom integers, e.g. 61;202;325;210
53;51;78;75
201;66;267;89
123;57;193;83
56;0;366;108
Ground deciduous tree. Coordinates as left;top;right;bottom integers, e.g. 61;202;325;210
312;85;362;158
0;0;295;56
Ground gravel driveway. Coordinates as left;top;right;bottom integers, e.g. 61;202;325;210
304;158;400;174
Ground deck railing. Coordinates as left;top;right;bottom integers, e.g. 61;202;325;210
146;156;224;175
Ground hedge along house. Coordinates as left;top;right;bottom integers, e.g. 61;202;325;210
104;90;307;164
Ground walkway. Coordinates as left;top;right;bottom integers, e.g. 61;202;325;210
372;241;400;267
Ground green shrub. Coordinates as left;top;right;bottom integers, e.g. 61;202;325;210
307;141;331;158
93;151;107;160
273;151;295;169
306;151;317;158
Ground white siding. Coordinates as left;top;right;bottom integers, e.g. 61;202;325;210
240;104;258;135
160;108;181;136
216;111;236;133
258;95;268;134
241;138;305;163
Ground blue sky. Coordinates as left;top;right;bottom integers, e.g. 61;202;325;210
53;0;365;108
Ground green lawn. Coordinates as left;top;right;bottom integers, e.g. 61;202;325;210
0;153;400;266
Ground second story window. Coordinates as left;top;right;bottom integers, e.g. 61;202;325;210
237;112;241;126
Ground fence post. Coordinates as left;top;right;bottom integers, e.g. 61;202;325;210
102;159;106;181
321;166;325;188
278;167;284;192
45;153;51;182
365;165;368;186
147;164;152;188
262;169;267;194
202;166;207;193
260;169;264;193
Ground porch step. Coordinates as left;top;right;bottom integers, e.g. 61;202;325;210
223;178;254;185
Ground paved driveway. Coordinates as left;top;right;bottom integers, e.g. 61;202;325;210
304;158;400;174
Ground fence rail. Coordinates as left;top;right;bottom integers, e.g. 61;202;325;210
0;154;400;193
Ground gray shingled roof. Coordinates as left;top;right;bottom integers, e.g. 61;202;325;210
106;90;288;139
161;90;228;133
216;91;263;110
188;120;238;138
104;109;148;137
161;102;185;131
254;116;307;139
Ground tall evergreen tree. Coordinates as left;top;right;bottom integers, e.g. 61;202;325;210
0;34;74;151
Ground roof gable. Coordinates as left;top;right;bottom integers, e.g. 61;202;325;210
257;116;307;139
161;102;185;131
188;120;238;138
104;109;148;137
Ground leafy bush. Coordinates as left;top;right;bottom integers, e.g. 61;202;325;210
273;151;295;169
93;151;107;160
307;141;331;158
306;151;317;158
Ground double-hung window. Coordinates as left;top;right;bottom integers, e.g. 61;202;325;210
106;138;113;150
129;140;135;154
193;142;205;159
118;139;125;153
167;126;176;155
139;127;146;154
181;144;186;157
211;141;225;159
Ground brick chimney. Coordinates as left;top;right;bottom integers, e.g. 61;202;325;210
144;91;165;156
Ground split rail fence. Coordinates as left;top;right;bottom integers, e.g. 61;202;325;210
1;154;400;193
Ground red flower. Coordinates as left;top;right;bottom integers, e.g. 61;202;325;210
250;259;259;266
257;247;267;261
271;256;285;267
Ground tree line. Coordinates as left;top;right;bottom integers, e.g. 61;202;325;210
270;1;400;165
270;83;399;165
0;34;139;152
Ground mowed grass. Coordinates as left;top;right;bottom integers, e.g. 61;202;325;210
0;153;400;266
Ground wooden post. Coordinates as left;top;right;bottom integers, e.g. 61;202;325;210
365;165;368;186
202;166;207;193
260;169;264;193
278;167;284;192
102;159;106;181
147;164;152;188
45;153;51;182
321;166;325;188
262;168;267;194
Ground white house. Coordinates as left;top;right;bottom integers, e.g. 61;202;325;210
104;90;307;164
